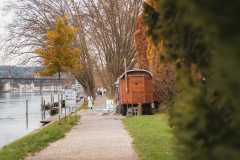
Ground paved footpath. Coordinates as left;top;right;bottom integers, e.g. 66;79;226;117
26;96;138;160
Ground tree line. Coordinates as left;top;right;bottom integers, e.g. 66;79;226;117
0;66;37;78
0;0;144;96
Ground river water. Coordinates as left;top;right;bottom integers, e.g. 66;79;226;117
0;92;61;148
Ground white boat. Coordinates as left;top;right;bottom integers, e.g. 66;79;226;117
26;90;37;93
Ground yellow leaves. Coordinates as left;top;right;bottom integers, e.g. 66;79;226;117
134;13;176;104
146;36;163;72
46;31;59;42
146;0;154;6
134;15;149;70
34;15;80;76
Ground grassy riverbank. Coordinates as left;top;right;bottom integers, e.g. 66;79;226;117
123;113;178;160
0;100;89;160
0;115;79;160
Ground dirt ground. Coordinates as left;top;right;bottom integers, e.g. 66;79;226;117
26;96;138;160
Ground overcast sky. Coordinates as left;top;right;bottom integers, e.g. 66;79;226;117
0;0;16;65
0;0;10;34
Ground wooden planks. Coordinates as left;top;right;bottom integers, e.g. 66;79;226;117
120;76;154;104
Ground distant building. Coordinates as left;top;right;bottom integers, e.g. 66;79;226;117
73;79;84;98
3;82;11;91
74;79;83;92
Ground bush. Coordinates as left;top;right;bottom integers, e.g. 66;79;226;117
143;0;240;159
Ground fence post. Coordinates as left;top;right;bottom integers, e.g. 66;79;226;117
137;103;142;116
26;100;28;128
44;100;46;119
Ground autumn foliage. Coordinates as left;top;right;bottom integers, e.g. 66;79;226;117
134;16;149;71
35;15;80;77
134;11;175;105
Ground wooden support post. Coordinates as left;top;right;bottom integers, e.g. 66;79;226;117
26;100;28;128
44;100;46;119
51;94;53;105
127;100;129;116
53;96;54;107
65;106;67;121
137;103;142;116
41;96;43;110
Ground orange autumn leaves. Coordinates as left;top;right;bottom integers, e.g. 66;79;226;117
35;15;80;76
134;3;175;104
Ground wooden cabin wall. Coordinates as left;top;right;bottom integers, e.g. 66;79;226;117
119;75;154;104
144;76;153;103
119;78;130;104
131;76;144;104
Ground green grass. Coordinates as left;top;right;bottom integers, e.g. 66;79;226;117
122;113;178;160
0;116;79;160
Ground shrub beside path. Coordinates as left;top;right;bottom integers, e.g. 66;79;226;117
26;96;138;160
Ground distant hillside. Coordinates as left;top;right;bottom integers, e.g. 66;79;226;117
0;66;38;78
0;66;70;79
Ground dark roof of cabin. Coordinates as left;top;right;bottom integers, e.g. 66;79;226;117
115;69;152;85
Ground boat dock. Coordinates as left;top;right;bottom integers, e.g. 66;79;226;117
40;114;66;124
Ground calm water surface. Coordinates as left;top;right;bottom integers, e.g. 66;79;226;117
0;92;60;148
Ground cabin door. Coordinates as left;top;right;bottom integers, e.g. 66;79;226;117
131;78;144;104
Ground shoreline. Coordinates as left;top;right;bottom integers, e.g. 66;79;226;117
0;100;84;150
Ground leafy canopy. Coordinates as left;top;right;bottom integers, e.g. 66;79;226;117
35;15;80;76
